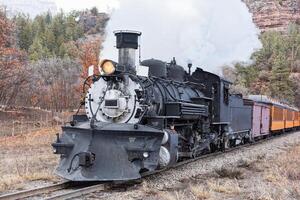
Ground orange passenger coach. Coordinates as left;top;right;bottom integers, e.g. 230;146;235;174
285;109;294;129
270;105;285;131
293;111;299;127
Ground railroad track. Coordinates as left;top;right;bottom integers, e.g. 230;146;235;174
0;181;107;200
43;183;106;200
0;131;296;200
0;181;70;200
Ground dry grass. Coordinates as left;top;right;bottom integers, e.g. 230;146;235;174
157;190;189;200
237;158;256;169
261;145;300;184
244;144;300;199
141;181;159;197
207;180;241;195
0;127;60;193
0;107;72;137
277;147;300;181
189;184;211;200
147;143;300;200
215;167;243;179
155;179;241;200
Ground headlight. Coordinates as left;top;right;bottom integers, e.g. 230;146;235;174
143;152;149;158
100;60;116;75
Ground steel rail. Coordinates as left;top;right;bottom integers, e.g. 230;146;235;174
0;181;106;200
44;184;105;200
0;181;71;200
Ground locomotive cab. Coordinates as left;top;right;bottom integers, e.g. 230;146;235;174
189;69;252;148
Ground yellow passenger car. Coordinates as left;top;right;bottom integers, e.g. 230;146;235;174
299;112;300;127
270;105;285;131
285;109;294;129
293;111;299;127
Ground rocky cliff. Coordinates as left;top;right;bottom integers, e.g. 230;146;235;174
243;0;300;32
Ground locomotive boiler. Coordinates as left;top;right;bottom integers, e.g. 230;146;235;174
52;31;252;181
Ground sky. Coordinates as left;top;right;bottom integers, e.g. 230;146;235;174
54;0;120;12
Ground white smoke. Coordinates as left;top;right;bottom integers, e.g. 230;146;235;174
102;0;261;73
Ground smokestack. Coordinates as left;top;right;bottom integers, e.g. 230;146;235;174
114;30;141;72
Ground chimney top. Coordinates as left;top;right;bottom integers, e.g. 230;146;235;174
114;30;141;49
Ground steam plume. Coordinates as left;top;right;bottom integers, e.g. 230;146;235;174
102;0;261;73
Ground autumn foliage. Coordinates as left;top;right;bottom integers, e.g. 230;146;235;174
0;8;108;111
0;10;28;106
0;11;11;47
79;37;102;78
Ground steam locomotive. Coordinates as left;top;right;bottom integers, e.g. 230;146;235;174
52;31;287;181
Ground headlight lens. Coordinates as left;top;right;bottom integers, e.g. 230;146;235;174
143;152;149;158
101;60;116;75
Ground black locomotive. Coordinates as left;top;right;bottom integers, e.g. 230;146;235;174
52;31;252;181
